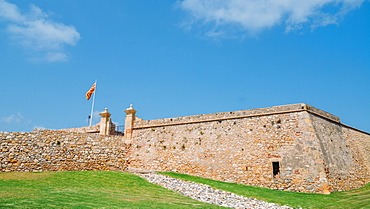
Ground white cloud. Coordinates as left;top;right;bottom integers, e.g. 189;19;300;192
33;125;46;130
0;113;28;124
177;0;365;36
0;0;80;62
44;52;68;62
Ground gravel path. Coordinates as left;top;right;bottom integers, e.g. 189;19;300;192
139;173;293;209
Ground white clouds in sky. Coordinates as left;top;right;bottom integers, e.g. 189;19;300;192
0;113;43;131
0;113;29;124
0;0;80;62
33;125;46;130
178;0;365;36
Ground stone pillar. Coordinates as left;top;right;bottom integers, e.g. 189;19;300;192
99;108;112;136
124;104;137;144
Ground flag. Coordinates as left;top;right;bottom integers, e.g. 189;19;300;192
86;82;96;100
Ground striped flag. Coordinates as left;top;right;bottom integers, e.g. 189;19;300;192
86;82;96;100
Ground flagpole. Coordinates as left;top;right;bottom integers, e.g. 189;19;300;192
89;79;97;126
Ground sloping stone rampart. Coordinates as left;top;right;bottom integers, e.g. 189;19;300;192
1;103;369;194
309;114;370;191
129;110;326;192
127;103;369;193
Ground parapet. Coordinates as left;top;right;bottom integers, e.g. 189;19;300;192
304;104;340;123
133;103;340;129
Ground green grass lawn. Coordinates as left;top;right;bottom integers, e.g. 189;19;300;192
161;172;370;209
1;171;369;208
0;171;223;208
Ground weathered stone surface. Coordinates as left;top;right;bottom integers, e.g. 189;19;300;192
0;129;129;172
127;103;369;193
1;103;369;194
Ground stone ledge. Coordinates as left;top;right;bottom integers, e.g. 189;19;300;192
133;103;340;129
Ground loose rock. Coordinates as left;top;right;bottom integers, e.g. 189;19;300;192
139;173;293;209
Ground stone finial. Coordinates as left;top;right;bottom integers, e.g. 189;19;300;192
124;104;137;144
99;108;111;118
99;108;112;136
124;104;137;114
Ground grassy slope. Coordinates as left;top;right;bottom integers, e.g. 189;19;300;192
160;172;370;209
1;171;369;209
0;171;223;209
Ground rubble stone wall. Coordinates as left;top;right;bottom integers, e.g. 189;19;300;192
1;103;368;194
59;124;100;133
128;103;369;193
0;129;128;172
309;114;370;191
340;126;370;187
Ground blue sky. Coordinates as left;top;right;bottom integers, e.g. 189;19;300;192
0;0;369;133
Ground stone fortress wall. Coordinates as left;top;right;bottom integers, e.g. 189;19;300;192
0;129;128;172
0;103;369;194
127;103;370;193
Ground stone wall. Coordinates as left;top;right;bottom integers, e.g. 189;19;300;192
309;114;370;191
59;124;100;133
60;121;122;136
127;103;369;193
1;103;368;194
0;129;128;172
340;126;370;188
